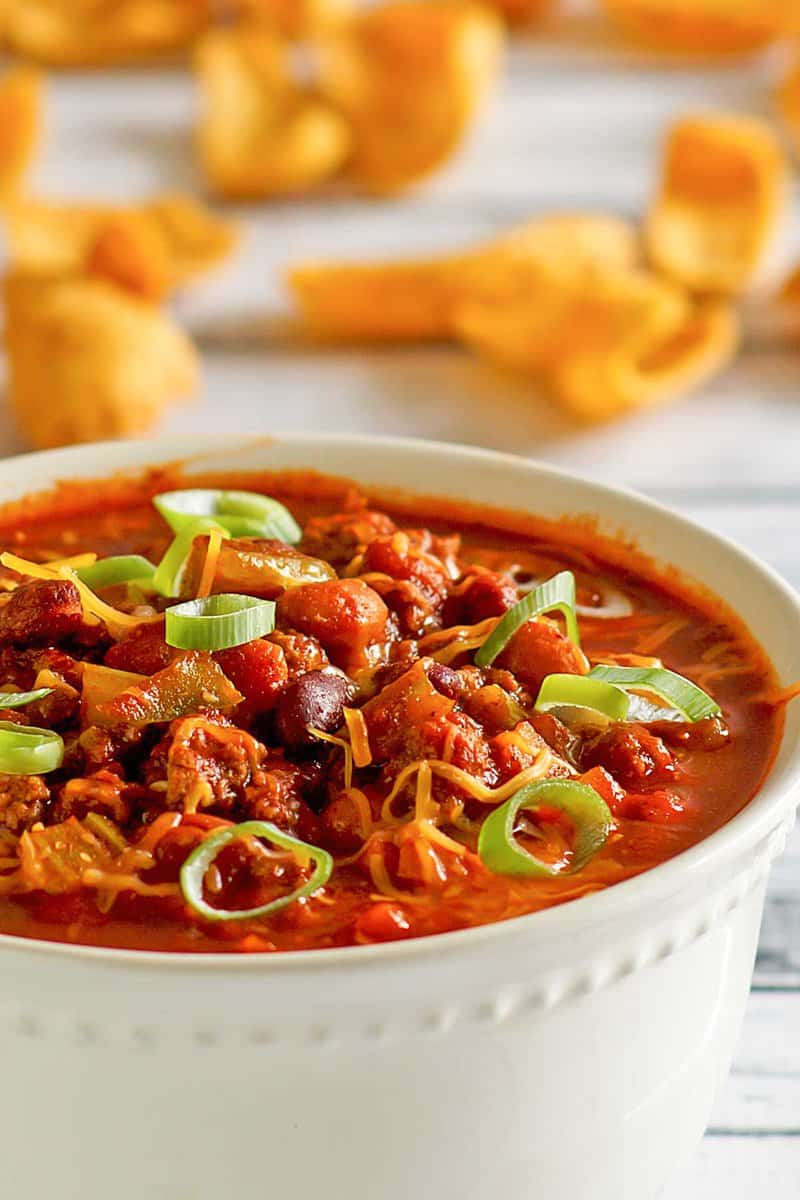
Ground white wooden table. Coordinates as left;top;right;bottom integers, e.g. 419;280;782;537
0;8;798;1194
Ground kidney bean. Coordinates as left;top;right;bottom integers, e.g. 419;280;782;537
274;670;352;754
425;661;462;699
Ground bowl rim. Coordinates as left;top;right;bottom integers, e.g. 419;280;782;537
0;429;798;974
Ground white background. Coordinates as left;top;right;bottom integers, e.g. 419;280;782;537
0;5;798;1194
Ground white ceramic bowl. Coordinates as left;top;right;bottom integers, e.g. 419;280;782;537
0;434;798;1200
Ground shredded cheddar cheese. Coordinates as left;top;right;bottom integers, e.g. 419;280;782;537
418;616;500;665
1;551;75;583
309;727;354;789
635;616;688;657
416;822;469;857
39;552;98;570
367;855;418;903
400;837;448;886
594;652;664;669
380;749;553;823
342;787;374;840
413;760;436;823
121;813;182;866
343;707;372;768
759;680;800;707
181;777;212;815
195;526;223;599
82;867;181;913
357;571;395;587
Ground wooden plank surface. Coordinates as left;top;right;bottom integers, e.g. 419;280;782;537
709;990;800;1134
666;1137;799;1198
0;5;798;1194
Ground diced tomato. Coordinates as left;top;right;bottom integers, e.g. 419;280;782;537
355;902;412;943
580;765;683;824
236;934;277;953
214;639;288;713
579;765;626;812
616;790;686;824
278;579;390;674
497;618;587;691
581;724;676;788
28;891;100;925
146;825;207;883
104;621;174;675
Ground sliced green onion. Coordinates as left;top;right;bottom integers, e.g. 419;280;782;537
152;517;223;599
535;673;630;722
166;593;276;652
0;688;54;711
478;778;613;879
475;570;580;668
180;819;333;922
77;555;156;591
588;664;720;722
0;721;64;775
154;489;302;545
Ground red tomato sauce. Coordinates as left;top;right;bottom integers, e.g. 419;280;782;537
0;466;783;953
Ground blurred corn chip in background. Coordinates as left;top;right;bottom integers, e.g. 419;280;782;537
645;113;787;294
455;241;739;419
195;26;351;199
601;0;796;56
290;209;738;422
288;213;638;341
318;0;504;193
4;272;199;448
477;213;639;270
3;193;237;293
85;213;174;301
224;0;355;38
139;194;238;286
776;55;800;153
0;66;43;200
3;0;213;67
0;0;789;444
779;263;800;307
548;300;739;420
289;258;462;341
450;214;640;309
454;266;690;375
487;0;554;27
